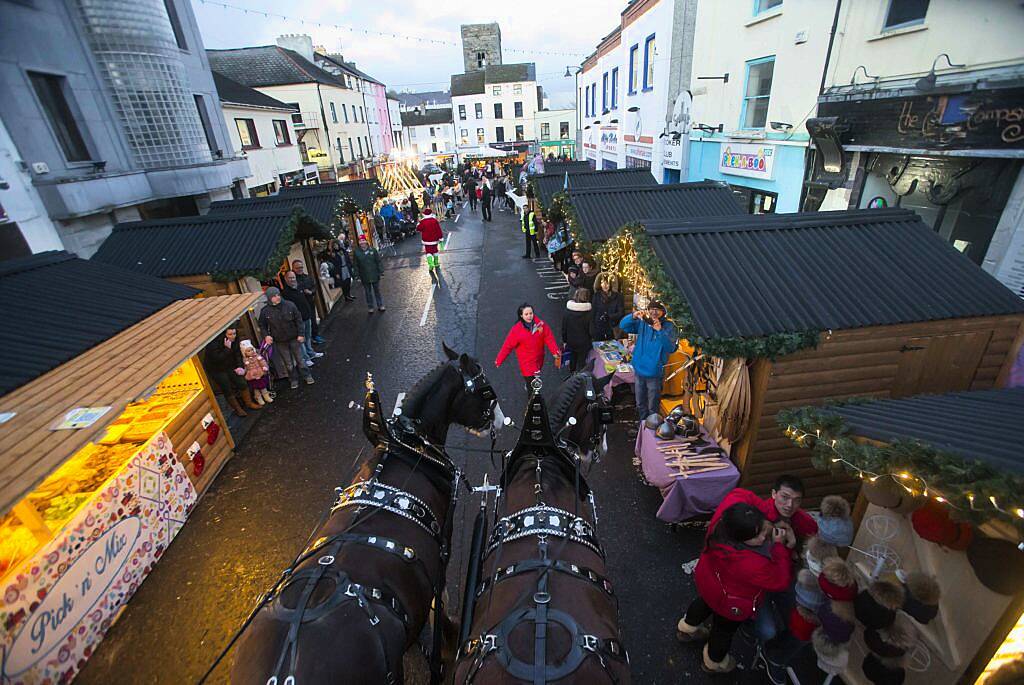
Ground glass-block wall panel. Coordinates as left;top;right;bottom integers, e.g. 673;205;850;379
75;0;213;168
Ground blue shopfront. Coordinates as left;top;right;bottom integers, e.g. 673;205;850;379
686;136;808;213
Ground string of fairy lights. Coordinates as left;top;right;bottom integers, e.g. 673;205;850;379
197;0;588;58
784;425;1024;523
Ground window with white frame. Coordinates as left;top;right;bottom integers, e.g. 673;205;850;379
611;68;619;109
475;102;483;119
496;126;505;142
602;72;608;112
513;83;522;94
476;128;484;143
741;56;774;129
514;101;523;118
459;104;467;119
515;125;524;141
883;0;929;30
754;0;782;15
560;121;569;138
643;35;656;90
628;45;639;94
541;122;550;140
494;102;503;119
329;102;337;123
493;85;502;96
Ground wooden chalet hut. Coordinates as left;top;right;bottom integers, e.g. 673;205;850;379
616;208;1024;503
530;168;657;217
532;160;591;176
780;389;1024;684
279;178;384;242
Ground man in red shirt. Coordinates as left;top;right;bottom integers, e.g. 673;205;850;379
417;206;444;284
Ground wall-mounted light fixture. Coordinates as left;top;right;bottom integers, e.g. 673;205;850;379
849;65;878;86
697;73;729;83
694;123;723;134
916;53;966;91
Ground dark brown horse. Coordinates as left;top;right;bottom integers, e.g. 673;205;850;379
230;344;503;685
454;373;631;684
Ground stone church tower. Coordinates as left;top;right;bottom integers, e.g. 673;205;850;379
460;23;502;73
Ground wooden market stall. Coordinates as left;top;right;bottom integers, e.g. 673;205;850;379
92;207;330;340
533;160;591;176
529;167;658;217
0;251;259;682
602;208;1024;503
280;178;384;245
779;389;1024;684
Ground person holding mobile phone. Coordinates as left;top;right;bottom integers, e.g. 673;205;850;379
619;300;677;421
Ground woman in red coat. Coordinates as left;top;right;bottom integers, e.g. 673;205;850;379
676;494;793;674
495;303;561;394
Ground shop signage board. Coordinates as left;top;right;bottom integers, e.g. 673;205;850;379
817;87;1024;152
719;142;776;180
1;433;196;684
600;126;618;155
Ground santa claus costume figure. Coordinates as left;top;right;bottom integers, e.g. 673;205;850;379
417;206;444;284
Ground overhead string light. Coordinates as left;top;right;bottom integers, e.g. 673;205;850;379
198;0;588;57
782;425;1024;522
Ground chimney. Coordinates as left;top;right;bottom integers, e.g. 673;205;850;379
276;34;314;63
419;104;426;115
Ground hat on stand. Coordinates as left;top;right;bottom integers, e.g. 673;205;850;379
795;569;826;612
855;579;905;630
815;495;854;547
818;558;858;601
813;628;850;675
902;571;941;624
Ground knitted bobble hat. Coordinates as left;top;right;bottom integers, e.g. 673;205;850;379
816;495;855;547
817;598;856;644
864;620;912;659
855;579;906;630
789;605;820;642
818;558;858;601
813;628;850;675
903;571;941;624
796;569;826;611
862;653;907;685
805;536;839;575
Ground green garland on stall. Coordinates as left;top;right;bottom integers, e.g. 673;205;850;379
777;404;1024;529
558;192;597;255
210;209;300;282
626;224;819;359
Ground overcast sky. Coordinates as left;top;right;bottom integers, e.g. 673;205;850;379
191;0;624;109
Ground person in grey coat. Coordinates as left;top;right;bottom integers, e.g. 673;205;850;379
258;286;314;389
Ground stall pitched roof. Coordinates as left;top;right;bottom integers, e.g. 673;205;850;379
92;209;328;281
826;389;1024;476
535;160;591;176
570;181;743;241
644;208;1024;339
209;189;338;228
0;251;199;397
533;168;658;210
279;179;382;210
0;293;261;516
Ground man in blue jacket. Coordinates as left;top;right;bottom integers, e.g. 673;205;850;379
620;300;678;421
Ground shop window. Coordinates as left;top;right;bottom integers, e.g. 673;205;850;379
741;56;774;129
163;0;188;50
883;0;929;30
515;125;524;142
494;102;503;119
193;94;217;154
514;101;523;118
541;122;550;140
754;0;782;15
476;128;485;144
28;71;91;162
628;45;639;94
475;103;483;119
459;104;467;120
611;68;619;109
560;121;569;138
234;118;259;149
496;126;505;142
643;35;656;90
273;120;290;146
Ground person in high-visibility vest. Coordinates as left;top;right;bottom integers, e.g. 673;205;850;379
417;206;444;284
521;208;540;259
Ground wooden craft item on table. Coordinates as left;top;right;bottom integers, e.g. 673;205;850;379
672;464;731;478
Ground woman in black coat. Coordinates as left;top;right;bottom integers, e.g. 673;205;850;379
592;272;624;341
561;288;594;373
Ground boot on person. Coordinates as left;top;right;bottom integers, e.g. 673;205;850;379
241;389;262;410
260;387;274;403
701;644;736;674
226;393;247;417
252;389;265;406
677;617;710;643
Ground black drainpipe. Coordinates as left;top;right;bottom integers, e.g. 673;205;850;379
819;0;843;95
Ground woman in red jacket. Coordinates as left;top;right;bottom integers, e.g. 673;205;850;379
495;303;561;394
676;496;793;674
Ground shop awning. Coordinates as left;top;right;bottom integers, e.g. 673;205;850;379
0;292;260;516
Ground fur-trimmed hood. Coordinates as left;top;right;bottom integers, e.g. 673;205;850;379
566;301;592;312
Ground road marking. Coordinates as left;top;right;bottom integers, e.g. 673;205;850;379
454;213;461;223
420;283;436;327
444;232;455;251
393;392;406;416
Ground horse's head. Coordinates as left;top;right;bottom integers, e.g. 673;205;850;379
548;372;613;468
441;342;504;436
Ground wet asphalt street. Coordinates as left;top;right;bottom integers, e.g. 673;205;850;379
75;202;765;685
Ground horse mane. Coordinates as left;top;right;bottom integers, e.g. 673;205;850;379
548;373;588;431
401;361;450;417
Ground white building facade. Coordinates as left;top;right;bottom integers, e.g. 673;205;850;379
401;108;457;161
804;0;1024;295
451;65;540;155
534;108;576;159
387;97;404;152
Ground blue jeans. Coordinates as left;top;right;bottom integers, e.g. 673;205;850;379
301;319;314;358
363;281;384;309
634;374;662;419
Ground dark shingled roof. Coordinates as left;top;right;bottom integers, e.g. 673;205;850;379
451;71;485;97
209;190;337;229
570;181;743;241
536;161;591;176
451;63;537;96
278;179;382;211
827;388;1024;476
533;168;657;210
92;210;329;280
395;90;451;108
644;208;1024;339
401;108;453;127
206;46;345;88
315;53;384;86
212;71;297;111
0;252;198;396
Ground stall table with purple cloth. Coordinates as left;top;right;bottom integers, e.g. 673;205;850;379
588;340;635;400
634;424;740;522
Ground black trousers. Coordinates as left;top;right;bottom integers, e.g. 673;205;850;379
469;195;477;210
682;596;743;663
482;202;492;221
340;277;352;299
569;345;590;372
524;231;537;257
